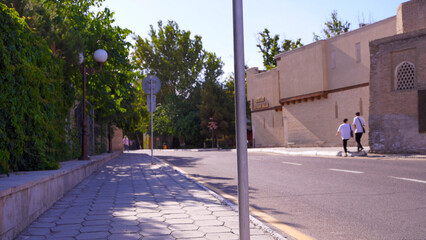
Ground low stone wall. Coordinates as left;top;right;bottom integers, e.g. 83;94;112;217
0;152;122;240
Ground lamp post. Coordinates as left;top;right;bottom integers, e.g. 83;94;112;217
78;49;108;160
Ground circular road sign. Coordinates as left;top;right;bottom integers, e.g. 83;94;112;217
142;75;161;94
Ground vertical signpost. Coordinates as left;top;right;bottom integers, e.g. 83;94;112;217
142;75;161;165
233;0;250;239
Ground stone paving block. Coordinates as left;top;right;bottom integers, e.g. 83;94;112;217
36;217;59;223
112;211;137;217
182;206;207;211
46;237;74;240
171;230;206;238
205;232;239;240
198;226;232;233
22;227;51;236
139;227;172;236
111;215;138;221
15;236;47;240
57;218;85;224
165;218;194;224
194;219;224;226
143;236;175;240
190;214;217;220
85;214;112;221
76;231;110;240
160;209;186;214
135;208;160;213
28;222;56;228
109;225;140;234
214;210;238;217
80;225;110;232
51;224;82;232
168;223;199;231
110;221;139;227
163;213;189;219
207;206;233;212
136;212;163;218
48;230;80;238
108;233;142;240
251;236;277;240
176;238;205;240
82;219;111;226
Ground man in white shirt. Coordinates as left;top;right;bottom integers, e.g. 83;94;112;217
352;112;366;152
336;118;353;157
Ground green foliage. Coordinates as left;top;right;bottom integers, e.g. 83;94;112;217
256;28;304;70
133;21;227;147
256;29;281;70
1;3;69;174
313;10;351;41
133;20;205;102
199;53;235;140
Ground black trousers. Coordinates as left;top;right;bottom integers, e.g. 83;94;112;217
355;132;363;151
343;139;348;153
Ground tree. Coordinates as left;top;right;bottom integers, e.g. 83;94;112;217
256;28;303;70
198;53;236;147
313;10;351;41
256;28;281;70
1;0;137;168
133;21;225;148
133;20;205;103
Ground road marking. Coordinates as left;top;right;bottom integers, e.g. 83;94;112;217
389;176;426;184
329;168;363;174
282;162;302;166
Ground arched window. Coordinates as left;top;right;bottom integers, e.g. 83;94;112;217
395;61;416;90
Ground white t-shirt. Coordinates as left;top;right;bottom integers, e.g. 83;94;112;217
337;123;352;140
352;116;366;133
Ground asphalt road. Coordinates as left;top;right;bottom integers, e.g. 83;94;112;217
152;150;426;240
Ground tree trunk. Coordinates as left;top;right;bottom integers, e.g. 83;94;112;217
108;124;113;153
136;133;142;149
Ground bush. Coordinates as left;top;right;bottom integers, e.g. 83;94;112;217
0;4;69;175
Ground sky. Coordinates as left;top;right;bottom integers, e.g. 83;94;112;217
99;0;408;77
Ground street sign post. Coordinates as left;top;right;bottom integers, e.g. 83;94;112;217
142;75;161;164
233;0;250;239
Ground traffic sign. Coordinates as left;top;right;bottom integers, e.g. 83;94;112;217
147;94;156;112
142;75;161;94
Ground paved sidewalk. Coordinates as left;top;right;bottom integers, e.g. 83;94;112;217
248;146;426;159
16;153;278;240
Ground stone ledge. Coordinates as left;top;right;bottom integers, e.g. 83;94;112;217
0;151;122;240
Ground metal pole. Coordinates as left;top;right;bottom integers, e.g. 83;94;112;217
233;0;250;239
150;93;154;165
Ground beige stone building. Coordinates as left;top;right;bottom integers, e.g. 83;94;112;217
247;0;426;152
369;0;426;153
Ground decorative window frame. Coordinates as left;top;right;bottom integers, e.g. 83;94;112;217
394;61;416;91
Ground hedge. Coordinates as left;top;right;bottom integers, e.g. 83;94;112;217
1;4;69;175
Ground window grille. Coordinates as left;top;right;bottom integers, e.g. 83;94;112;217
396;61;416;90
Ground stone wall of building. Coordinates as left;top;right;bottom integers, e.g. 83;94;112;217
369;29;426;153
252;109;285;147
282;86;369;147
111;126;124;152
397;0;426;34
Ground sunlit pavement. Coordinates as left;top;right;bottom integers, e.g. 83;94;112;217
16;152;278;240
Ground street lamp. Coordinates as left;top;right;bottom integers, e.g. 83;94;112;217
78;49;108;160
